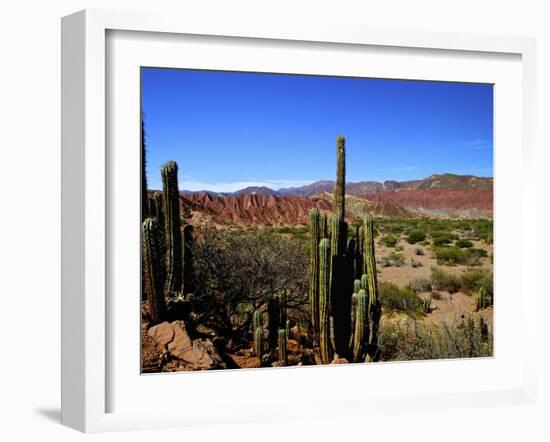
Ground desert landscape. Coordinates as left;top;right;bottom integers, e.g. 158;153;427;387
141;135;493;372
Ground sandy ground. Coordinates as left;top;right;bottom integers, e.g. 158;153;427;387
376;237;493;286
375;234;493;327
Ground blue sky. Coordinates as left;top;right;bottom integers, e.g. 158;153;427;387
141;68;493;192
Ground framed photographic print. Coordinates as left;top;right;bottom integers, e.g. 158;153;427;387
61;9;537;432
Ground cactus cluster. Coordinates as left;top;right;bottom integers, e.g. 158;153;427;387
142;218;166;324
309;136;381;364
141;160;195;324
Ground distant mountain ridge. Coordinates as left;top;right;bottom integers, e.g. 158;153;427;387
180;173;493;197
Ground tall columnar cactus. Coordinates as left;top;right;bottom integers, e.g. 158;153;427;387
354;279;361;295
318;238;332;364
278;328;288;366
363;216;378;305
476;286;486;311
141;114;148;220
252;309;263;333
321;213;329;239
352;289;369;362
142;218;166;324
153;192;164;225
364;216;381;351
161;161;182;295
329;214;350;357
309;208;321;332
333;135;346;223
355;224;364;279
360;274;368;291
181;224;194;295
254;326;264;358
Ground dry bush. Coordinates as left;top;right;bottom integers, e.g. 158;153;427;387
379;314;493;361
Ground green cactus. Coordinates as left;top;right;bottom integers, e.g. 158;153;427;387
476;286;486;311
181;224;194;295
252;309;263;332
141;114;148;220
353;289;368;362
161;161;182;296
253;326;264;358
309;208;321;332
355;224;364;278
318;238;332;364
333;135;346;223
142;218;166;324
360;273;368;291
354;279;361;295
364;216;381;351
278;328;288;366
320;212;329;239
329;213;350;357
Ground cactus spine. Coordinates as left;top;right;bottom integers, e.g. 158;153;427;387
142;218;166;324
309;208;321;332
181;224;194;295
278;328;288;366
353;289;368;362
318;238;332;364
161;161;182;296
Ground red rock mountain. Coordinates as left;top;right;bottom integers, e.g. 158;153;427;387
181;192;332;226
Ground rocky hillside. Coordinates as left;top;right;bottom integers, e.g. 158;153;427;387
366;189;493;217
181;192;332;226
234;173;493;197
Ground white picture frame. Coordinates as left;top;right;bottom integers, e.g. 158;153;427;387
61;9;537;433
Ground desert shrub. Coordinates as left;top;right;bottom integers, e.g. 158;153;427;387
379;315;493;361
409;278;432;293
455;239;473;248
430;267;461;293
433;246;486;266
407;230;427;244
415;247;425;256
192;225;309;345
410;258;423;268
433;246;465;265
431;232;455;246
380;234;398;247
388;251;405;267
460;268;493;298
379;282;425;317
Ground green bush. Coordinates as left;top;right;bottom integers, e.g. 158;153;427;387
430;267;461;293
379;282;425;317
432;232;454;247
455;239;473;248
380;234;398;247
407;230;427;244
459;268;493;297
433;246;487;266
